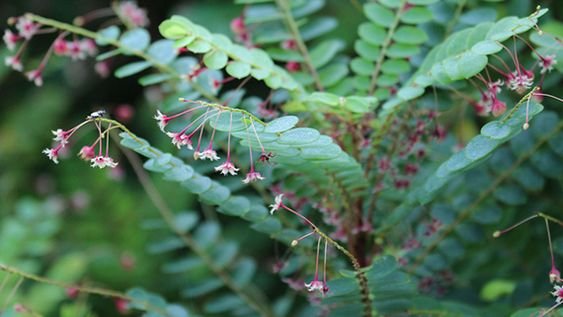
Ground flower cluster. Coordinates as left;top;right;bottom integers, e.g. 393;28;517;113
155;100;271;183
230;15;253;47
117;1;149;27
3;16;98;86
270;194;330;296
43;111;119;169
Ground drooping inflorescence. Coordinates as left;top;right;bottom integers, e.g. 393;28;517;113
155;99;271;184
42;111;120;169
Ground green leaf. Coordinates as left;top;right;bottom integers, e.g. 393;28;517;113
187;39;212;53
114;61;152;78
119;28;151;54
96;26;120;45
351;58;374;76
381;59;411;75
159;19;190;39
300;17;338;40
278;128;320;145
226;61;251;78
147;40;177;65
203;50;229;69
204;295;244;314
386;43;420;58
392;26;428;44
401;6;434;24
364;3;395;27
309;39;345;69
358;23;386;46
354;40;381;61
174;212;199;233
319;63;349;87
265;116;299;133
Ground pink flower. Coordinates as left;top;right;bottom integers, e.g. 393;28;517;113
550;266;561;284
95;61;111;78
66;287;79;299
3;29;19;51
215;160;239;176
4;56;22;72
154;110;170;132
281;39;297;50
491;98;507;117
552;285;563;304
52;128;71;146
53;38;68;55
80;39;97;56
15;17;39;40
285;61;301;72
304;279;329;296
166;132;193;150
200;148;220;161
506;69;534;94
67;40;86;60
78;146;96;161
230;16;246;35
539;54;557;74
269;194;284;214
119;1;149;27
243;170;264;183
25;69;43;87
43;147;60;164
90;156;118;169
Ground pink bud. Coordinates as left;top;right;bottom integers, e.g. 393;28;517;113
114;104;135;122
66;287;79;299
230;16;246;34
285;61;301;72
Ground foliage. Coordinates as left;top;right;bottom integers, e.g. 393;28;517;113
1;0;562;317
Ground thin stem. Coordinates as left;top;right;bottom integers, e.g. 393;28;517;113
494;214;540;237
2;276;23;309
545;219;555;269
314;236;322;279
275;0;324;91
25;13;221;103
181;99;266;125
445;0;466;36
368;0;407;95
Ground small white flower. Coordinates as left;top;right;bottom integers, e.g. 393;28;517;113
3;30;19;51
166;132;193;150
507;70;534;94
200;149;220;161
154;110;169;132
552;284;563;304
215;161;239;176
5;56;22;72
304;280;327;295
52;129;70;146
42;148;59;164
90;156;118;169
539;54;557;74
269;194;284;214
242;171;264;184
15;17;39;40
25;69;43;87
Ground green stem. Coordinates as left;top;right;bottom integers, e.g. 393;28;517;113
186;100;266;125
444;0;467;36
367;0;407;95
0;264;170;317
117;139;274;317
25;13;221;103
275;0;324;91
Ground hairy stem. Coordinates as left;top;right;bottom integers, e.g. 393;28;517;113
275;0;324;91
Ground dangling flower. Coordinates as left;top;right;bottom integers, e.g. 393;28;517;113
42;147;61;164
79;39;97;56
243;170;264;183
551;284;563;304
550;266;561;284
52;128;71;146
90;156;118;169
154;110;170;132
215;160;239;176
53;38;68;55
200;148;220;161
166;132;193;150
491;98;507;117
506;69;534;94
78;145;96;161
3;29;19;51
119;1;149;27
67;40;86;60
304;280;325;293
25;69;43;87
269;194;284;214
15;17;39;40
5;56;22;72
539;54;557;74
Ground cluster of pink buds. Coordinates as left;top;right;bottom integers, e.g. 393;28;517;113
155;99;271;183
270;194;330;296
473;79;506;117
117;1;149;27
43;110;119;169
230;15;253;47
3;15;98;86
